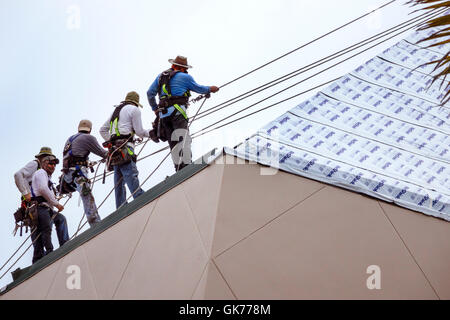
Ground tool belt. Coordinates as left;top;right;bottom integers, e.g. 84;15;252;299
105;138;136;170
68;156;88;167
13;200;39;236
158;96;189;112
31;196;48;204
62;155;88;174
57;173;77;195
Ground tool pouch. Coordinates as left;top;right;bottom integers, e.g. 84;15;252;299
57;173;77;195
13;206;26;224
108;139;135;168
24;201;39;229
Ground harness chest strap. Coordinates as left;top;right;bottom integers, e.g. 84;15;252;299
108;103;136;156
24;160;41;193
109;103;128;138
31;177;55;205
158;69;190;120
62;133;91;180
109;103;135;138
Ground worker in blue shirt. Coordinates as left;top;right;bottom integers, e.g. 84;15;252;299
147;55;219;172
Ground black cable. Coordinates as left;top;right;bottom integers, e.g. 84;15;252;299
193;8;445;122
192;78;339;139
191;11;444;138
404;38;450;56
90;9;445;189
377;55;450;83
92;9;445;184
87;8;438;186
218;0;398;89
4;12;441;279
0;0;409;278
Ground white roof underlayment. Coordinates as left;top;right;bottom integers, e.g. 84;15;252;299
228;26;450;221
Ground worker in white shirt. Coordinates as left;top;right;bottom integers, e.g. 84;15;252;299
100;91;150;208
14;146;54;203
30;154;69;264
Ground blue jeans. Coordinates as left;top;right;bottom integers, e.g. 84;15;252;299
31;206;69;264
64;167;101;227
114;160;144;209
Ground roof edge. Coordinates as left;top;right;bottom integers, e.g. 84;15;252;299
1;148;221;296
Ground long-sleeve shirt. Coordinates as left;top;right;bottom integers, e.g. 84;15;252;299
99;104;150;142
147;71;211;118
31;169;59;207
14;160;39;196
64;132;108;160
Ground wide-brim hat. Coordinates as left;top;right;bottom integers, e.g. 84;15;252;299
35;146;54;158
123;91;143;108
168;55;192;69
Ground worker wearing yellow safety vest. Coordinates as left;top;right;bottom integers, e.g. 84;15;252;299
147;55;219;172
100;91;150;208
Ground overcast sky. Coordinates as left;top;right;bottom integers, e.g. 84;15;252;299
0;0;422;289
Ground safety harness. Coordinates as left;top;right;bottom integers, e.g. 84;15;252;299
63;133;89;170
58;133;89;194
34;159;41;170
109;102;135;142
23;160;41;193
13;160;43;236
14;176;57;235
31;179;56;204
103;103;137;172
157;68;191;120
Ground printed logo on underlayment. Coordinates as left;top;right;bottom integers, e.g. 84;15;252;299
258;132;279;176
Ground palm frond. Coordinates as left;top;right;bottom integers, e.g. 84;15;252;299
418;14;450;29
407;0;450;105
417;31;450;44
427;38;450;47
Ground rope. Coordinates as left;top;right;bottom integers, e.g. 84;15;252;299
192;8;445;122
192;78;339;139
191;10;444;139
218;0;398;89
87;9;442;185
119;95;210;210
70;175;125;240
73;161;102;237
175;95;209;171
86;7;437;186
0;197;71;280
71;132;158;237
88;8;445;189
377;56;450;84
13;8;444;255
1;1;428;279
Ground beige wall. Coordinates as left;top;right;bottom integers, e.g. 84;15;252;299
2;155;449;299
